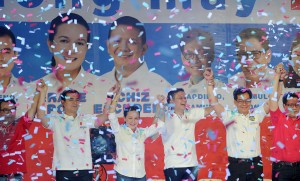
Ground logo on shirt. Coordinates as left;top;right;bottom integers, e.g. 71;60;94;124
249;116;255;121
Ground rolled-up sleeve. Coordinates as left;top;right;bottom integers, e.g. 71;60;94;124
108;113;120;134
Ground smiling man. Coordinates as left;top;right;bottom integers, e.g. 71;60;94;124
0;26;32;118
37;80;108;181
160;88;214;181
205;67;273;180
101;16;171;116
229;28;274;89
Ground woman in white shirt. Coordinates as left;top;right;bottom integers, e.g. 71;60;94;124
108;92;165;181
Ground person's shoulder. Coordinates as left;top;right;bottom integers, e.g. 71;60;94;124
173;80;190;87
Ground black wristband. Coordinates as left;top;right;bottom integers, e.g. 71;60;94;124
107;92;114;99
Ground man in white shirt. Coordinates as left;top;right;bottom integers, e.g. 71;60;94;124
205;68;271;180
161;88;214;181
37;79;107;181
228;28;274;89
101;16;171;117
0;26;31;118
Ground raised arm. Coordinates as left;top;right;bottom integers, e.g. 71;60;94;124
95;84;121;127
36;79;50;128
269;64;286;112
204;68;225;118
153;95;166;124
26;82;43;120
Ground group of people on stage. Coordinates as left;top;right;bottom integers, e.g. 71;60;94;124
0;12;299;181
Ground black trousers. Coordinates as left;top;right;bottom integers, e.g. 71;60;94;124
164;166;198;181
227;156;263;181
56;170;93;181
272;161;300;181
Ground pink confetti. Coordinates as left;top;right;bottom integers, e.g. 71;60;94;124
61;16;69;22
64;136;70;142
155;26;162;32
154;52;161;56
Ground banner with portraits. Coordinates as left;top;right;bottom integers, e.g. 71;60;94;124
0;0;299;180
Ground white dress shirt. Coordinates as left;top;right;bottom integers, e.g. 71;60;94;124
109;113;164;178
161;108;205;169
48;113;96;170
222;106;266;158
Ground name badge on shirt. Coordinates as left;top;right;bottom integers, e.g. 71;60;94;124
79;122;87;129
249;116;255;121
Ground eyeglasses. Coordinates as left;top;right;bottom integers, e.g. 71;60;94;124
1;108;17;114
236;51;263;60
285;104;300;108
236;99;251;104
182;52;206;62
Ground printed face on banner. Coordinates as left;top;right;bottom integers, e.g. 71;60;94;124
107;25;147;74
0;35;17;76
283;97;300;118
238;38;271;76
291;43;300;75
181;39;207;78
61;92;80;115
0;101;17;125
234;93;251;115
48;23;88;71
125;111;140;132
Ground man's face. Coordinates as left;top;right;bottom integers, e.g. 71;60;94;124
0;101;17;125
61;93;80;114
171;91;187;111
107;25;147;71
237;38;271;76
291;43;300;75
181;39;208;78
283;97;300;118
0;35;17;76
48;23;88;71
125;110;140;132
234;93;251;115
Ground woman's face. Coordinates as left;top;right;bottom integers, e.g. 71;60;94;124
291;43;300;74
48;23;88;71
125;111;140;132
107;25;147;71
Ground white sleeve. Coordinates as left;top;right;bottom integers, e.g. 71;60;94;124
187;108;205;123
82;114;97;128
254;106;267;123
108;113;121;134
144;120;165;138
221;110;234;126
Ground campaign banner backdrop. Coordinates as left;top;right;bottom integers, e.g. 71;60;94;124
0;0;299;180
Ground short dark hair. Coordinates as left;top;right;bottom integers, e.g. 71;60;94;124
233;87;252;101
180;28;215;66
108;16;146;45
48;13;90;67
282;92;299;105
167;88;185;104
236;28;270;51
0;98;16;109
123;105;140;117
60;89;80;101
0;26;16;45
